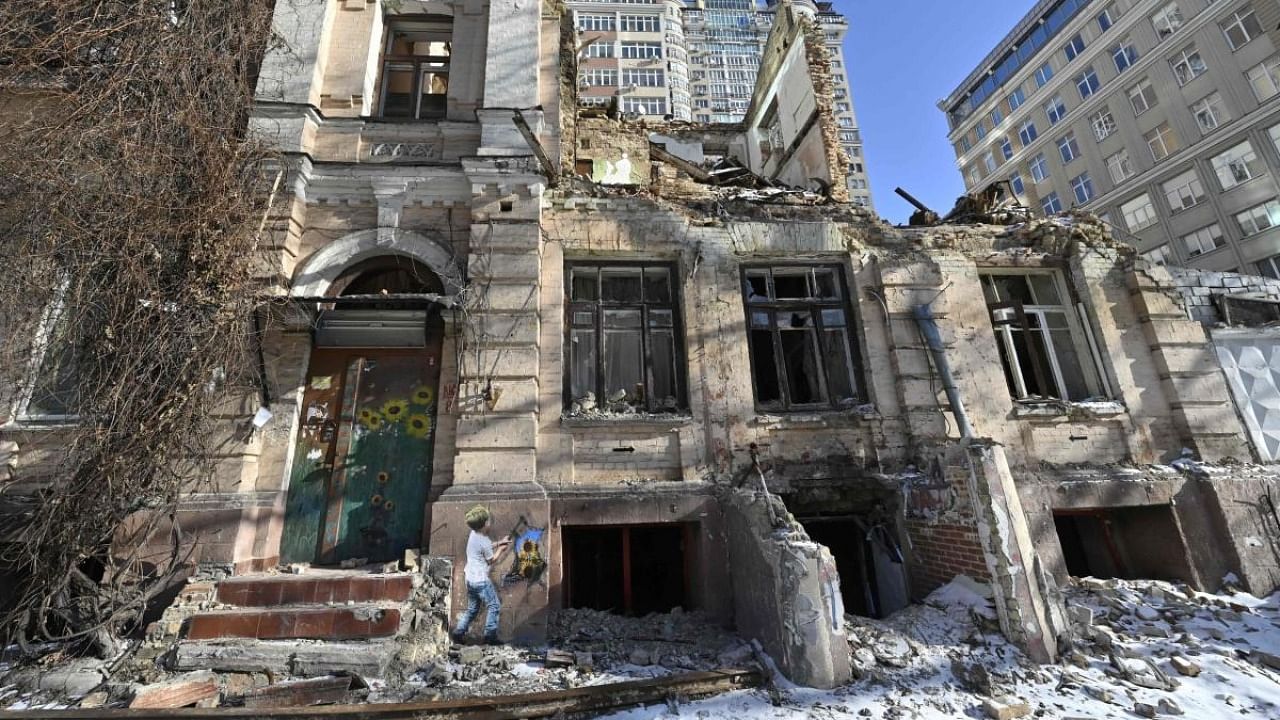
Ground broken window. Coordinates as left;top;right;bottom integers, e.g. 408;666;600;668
378;20;451;119
980;271;1104;403
742;265;861;411
566;263;684;414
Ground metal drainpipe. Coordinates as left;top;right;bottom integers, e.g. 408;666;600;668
913;303;975;439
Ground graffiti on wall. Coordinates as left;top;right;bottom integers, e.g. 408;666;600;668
502;516;547;586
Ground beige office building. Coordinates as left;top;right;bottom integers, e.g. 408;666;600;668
944;0;1280;276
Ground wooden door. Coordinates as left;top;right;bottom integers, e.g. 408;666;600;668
281;345;441;565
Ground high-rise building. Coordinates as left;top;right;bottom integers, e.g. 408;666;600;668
568;0;874;208
943;0;1280;275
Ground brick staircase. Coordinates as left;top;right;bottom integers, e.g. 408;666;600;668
157;570;433;679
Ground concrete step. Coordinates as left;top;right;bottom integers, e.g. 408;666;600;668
214;573;415;607
172;639;392;678
185;606;402;641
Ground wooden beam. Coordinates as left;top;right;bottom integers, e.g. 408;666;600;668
4;669;761;720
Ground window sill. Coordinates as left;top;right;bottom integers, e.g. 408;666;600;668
561;414;693;430
752;405;880;428
1012;400;1126;421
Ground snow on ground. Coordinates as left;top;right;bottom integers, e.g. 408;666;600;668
602;576;1280;720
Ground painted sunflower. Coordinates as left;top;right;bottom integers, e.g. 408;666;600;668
381;398;409;422
405;413;433;439
376;471;390;485
411;385;435;406
371;494;384;507
358;408;384;430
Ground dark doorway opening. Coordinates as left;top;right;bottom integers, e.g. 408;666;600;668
563;524;691;615
800;517;908;619
1053;506;1194;583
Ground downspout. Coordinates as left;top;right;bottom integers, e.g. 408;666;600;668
912;303;974;440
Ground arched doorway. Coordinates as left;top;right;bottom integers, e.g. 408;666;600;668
281;256;446;565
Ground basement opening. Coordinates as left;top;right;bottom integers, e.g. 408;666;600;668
1054;506;1194;583
563;524;693;615
799;515;909;619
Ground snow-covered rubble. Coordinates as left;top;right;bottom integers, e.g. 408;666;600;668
601;576;1280;720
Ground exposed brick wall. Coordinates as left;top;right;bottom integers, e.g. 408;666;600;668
903;520;990;597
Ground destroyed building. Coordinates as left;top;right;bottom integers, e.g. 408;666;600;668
3;0;1280;694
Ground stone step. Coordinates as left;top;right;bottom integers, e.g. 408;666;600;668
185;606;402;641
214;574;414;608
172;639;392;678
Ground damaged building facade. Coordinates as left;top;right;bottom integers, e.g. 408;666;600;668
4;0;1280;691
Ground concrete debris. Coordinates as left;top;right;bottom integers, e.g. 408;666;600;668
1168;656;1200;677
240;675;360;708
980;697;1031;720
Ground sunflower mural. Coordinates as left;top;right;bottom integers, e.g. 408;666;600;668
405;413;432;439
358;408;384;430
381;398;409;423
411;385;435;407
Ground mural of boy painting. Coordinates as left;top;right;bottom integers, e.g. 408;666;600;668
451;505;511;645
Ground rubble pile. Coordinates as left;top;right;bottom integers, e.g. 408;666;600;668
548;608;754;672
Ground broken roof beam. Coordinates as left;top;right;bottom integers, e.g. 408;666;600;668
649;141;713;183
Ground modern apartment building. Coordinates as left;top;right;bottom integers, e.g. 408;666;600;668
943;0;1280;276
569;0;874;208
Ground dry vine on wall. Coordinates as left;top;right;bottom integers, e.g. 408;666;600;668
0;0;277;656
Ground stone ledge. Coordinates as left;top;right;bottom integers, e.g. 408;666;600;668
561;414;694;430
751;407;879;428
1012;400;1127;421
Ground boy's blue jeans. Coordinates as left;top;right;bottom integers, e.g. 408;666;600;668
456;579;501;636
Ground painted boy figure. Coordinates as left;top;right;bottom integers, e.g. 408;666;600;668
451;505;511;645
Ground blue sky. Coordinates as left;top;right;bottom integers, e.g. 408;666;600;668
838;1;1035;224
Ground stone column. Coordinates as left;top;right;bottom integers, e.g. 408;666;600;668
1128;267;1253;461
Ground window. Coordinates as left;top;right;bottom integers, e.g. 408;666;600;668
621;96;666;116
1058;132;1081;164
1009;88;1026;110
1030;153;1050;182
1144;244;1175;266
1001;137;1014;161
577;14;616;32
582;69;617;87
1246;56;1280;101
1128;79;1158;115
1235;199;1280;236
1076;67;1101;100
619;14;661;32
566;264;684;413
586;41;615;58
1181;224;1226;256
1010;172;1026;196
1145;123;1178;161
1071;172;1095;204
1035;62;1055;87
1019;120;1040;146
1112;42;1139;73
1045;95;1067;125
378;20;452;120
1221;7;1263;50
975;118;989;140
1091;107;1117;141
1212;140;1263;189
16;297;79;420
742;266;861;410
1192;92;1228;133
1098;5;1116;32
1258;254;1280;278
622;69;665;87
991;106;1005;127
620;42;662;59
1042;191;1064;215
1151;2;1185;41
1107;149;1135;184
1170;46;1207;85
1269;123;1280;158
1161;169;1205;212
1121;193;1159;230
981;272;1101;402
983;151;998;174
1064;33;1086;62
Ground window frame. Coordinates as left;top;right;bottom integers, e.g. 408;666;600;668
980;270;1106;403
11;283;79;425
740;264;863;412
564;261;688;414
376;20;453;121
1220;7;1262;51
